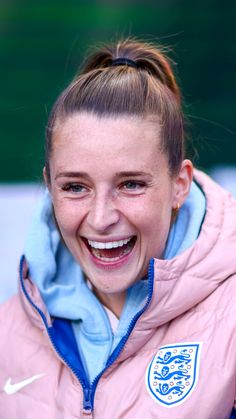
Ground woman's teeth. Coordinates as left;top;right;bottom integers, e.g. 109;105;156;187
87;237;135;261
88;237;132;249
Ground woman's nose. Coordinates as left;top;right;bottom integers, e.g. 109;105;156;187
86;194;120;232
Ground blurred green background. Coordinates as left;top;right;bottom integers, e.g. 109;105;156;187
1;0;235;183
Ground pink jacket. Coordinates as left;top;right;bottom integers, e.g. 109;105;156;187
0;170;236;419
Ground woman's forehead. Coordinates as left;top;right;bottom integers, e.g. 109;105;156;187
50;113;167;176
53;112;161;148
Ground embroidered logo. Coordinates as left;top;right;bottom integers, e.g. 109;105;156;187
146;342;202;407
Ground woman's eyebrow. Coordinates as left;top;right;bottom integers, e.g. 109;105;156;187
115;171;152;178
55;171;90;180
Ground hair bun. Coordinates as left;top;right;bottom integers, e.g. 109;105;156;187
80;38;180;101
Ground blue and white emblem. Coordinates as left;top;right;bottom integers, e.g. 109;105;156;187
146;342;202;407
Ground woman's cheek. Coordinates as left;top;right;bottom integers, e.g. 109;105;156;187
53;204;73;234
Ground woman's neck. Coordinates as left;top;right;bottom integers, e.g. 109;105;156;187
93;287;126;318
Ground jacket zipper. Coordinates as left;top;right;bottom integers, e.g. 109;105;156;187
19;256;155;414
83;388;93;411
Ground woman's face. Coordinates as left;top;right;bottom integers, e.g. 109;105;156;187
47;113;192;301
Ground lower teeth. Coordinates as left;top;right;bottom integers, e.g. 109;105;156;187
92;253;122;262
91;243;133;261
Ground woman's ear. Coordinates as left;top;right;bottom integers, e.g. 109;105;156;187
43;167;50;190
173;159;193;209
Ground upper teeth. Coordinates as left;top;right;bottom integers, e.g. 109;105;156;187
88;237;132;249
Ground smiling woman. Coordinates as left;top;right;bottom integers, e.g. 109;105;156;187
46;113;192;315
0;39;236;419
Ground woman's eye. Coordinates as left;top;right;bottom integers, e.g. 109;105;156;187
62;183;87;193
122;181;145;191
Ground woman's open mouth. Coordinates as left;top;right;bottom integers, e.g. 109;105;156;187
83;236;137;263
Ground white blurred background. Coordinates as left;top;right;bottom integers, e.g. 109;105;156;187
0;166;235;305
0;184;43;304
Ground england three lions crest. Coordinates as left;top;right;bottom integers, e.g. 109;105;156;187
146;342;202;407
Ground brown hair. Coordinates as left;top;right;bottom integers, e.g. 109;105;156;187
45;38;184;179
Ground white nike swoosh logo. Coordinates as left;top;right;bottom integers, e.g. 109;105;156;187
4;373;45;395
